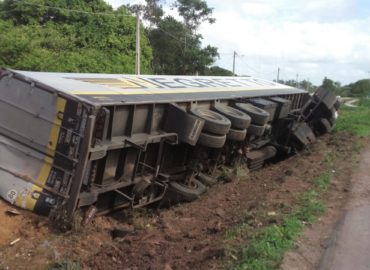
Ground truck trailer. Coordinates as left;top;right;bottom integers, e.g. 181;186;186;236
0;69;338;224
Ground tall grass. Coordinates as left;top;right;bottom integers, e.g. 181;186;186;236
335;99;370;137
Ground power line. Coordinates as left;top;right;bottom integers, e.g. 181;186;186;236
1;3;190;51
22;2;134;17
157;27;185;45
218;52;234;55
36;2;195;50
2;2;236;72
2;2;199;50
239;60;275;77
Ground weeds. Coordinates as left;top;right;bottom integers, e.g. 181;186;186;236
225;223;251;241
335;99;370;137
294;190;325;223
313;173;331;191
48;260;81;270
229;184;327;270
225;100;368;270
225;211;254;240
234;220;300;270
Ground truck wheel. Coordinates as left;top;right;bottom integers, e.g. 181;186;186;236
190;108;231;135
212;104;251;129
197;132;226;148
314;118;332;135
319;118;332;134
227;128;247;141
247;124;266;137
329;108;337;126
197;173;218;186
234;103;270;125
168;179;207;202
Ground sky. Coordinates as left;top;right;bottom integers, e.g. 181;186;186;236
108;0;370;85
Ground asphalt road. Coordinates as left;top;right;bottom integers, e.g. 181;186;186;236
319;145;370;270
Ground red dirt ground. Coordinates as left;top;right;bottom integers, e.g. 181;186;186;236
0;132;359;270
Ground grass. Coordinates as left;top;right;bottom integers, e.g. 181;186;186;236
335;98;370;137
229;174;329;270
48;260;81;270
225;98;370;270
225;213;253;240
234;217;302;270
313;173;331;191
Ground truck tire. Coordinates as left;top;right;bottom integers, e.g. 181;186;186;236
212;104;251;129
314;118;332;135
197;173;218;186
247;124;266;137
190;108;231;135
168;179;207;202
320;118;332;133
197;132;227;148
234;103;270;125
227;128;247;141
329;108;337;126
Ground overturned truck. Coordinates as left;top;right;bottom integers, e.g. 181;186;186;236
0;69;339;219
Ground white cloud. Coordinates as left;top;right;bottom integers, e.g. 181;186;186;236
199;0;370;84
240;2;274;18
107;0;370;84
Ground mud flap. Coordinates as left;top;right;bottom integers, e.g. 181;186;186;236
163;103;205;146
291;123;316;149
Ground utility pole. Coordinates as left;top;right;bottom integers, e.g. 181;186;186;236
135;11;141;75
368;72;370;98
277;67;280;83
296;74;299;88
232;51;237;76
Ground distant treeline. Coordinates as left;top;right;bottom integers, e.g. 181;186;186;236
278;77;370;97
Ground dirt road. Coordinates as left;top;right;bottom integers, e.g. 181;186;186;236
318;144;370;270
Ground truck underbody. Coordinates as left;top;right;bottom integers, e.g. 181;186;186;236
0;69;339;223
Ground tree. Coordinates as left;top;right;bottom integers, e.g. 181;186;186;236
149;16;218;75
321;77;336;92
126;0;164;26
174;0;215;30
318;77;344;94
0;0;153;73
300;79;316;92
0;0;219;75
133;0;218;75
348;79;370;97
202;66;234;76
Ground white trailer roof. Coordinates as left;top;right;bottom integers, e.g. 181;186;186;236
3;69;306;105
